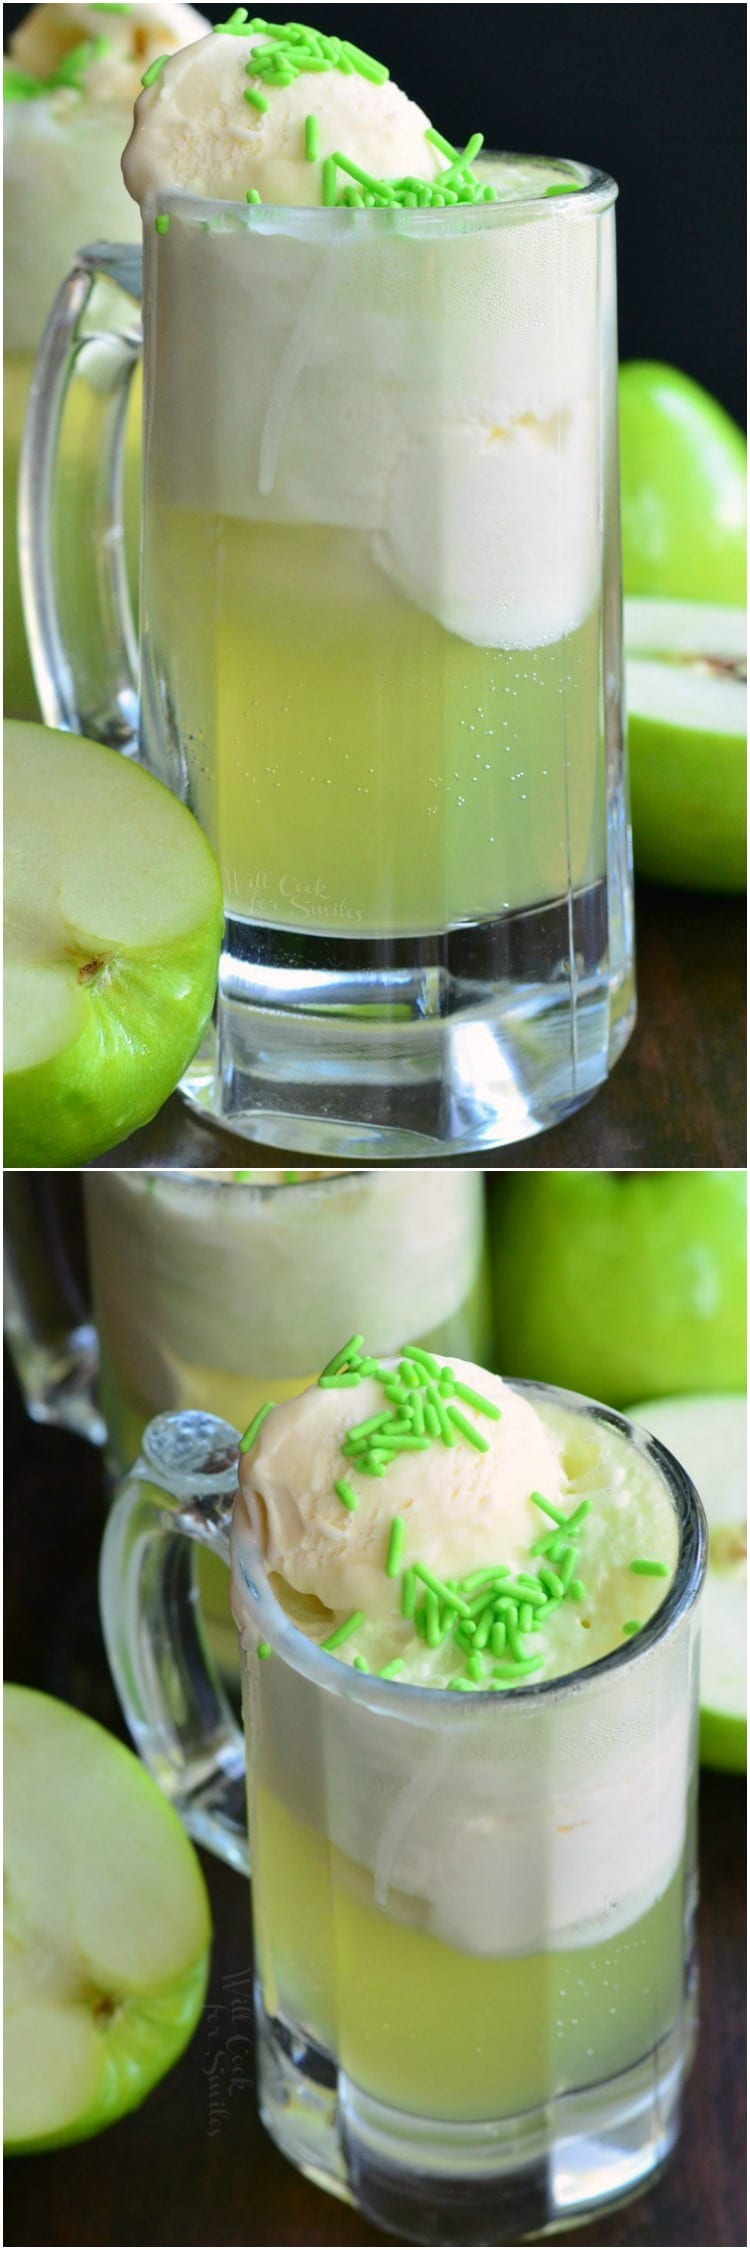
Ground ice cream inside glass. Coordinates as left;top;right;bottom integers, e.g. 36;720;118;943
3;3;208;718
227;1338;704;2241
23;11;633;1156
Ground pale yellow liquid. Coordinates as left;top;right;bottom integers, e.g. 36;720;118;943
252;1784;684;2124
145;508;604;936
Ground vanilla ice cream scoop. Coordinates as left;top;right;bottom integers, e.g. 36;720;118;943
4;2;208;351
123;20;447;211
10;5;207;105
237;1353;566;1623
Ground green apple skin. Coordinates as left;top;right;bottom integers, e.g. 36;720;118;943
619;362;747;606
624;1395;746;1775
627;702;746;892
4;1686;212;2155
490;1172;746;1408
4;723;223;1167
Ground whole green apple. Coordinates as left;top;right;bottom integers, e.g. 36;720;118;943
625;597;746;890
624;1394;746;1775
619;361;746;606
490;1171;746;1406
4;720;223;1165
4;1686;211;2153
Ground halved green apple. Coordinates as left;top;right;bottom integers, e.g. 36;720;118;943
624;1395;746;1775
4;1686;212;2152
619;361;747;606
4;720;223;1164
625;597;746;890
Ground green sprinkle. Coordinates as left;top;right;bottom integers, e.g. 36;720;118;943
565;1500;592;1531
544;182;580;198
246;187;262;203
424;1590;441;1648
460;132;484;167
512;1576;547;1604
424;1385;456;1446
467;1654;485;1683
220;6;250;29
334;1479;358;1513
318;1370;361;1389
141;54;168;89
257;1639;271;1659
557;1546;577;1592
622;1619;641;1637
386;1516;406;1577
154;214;170;235
630;1558;670;1577
446;1404;490;1452
530;1530;561;1558
353;1655;368;1671
401;1568;417;1621
319;1335;364;1380
304;112;320;160
569;1579;587;1602
379;1658;405;1680
238;1399;276;1453
322;1610;365;1653
322;156;337;205
410;1393;426;1437
341;39;389;84
245;87;269;110
402;1345;442;1378
331;149;382;193
462;1566;508;1593
424;1401;440;1438
452;1380;501;1419
413;1563;472;1618
449;1677;478;1691
530;1491;566;1525
537;1565;565;1599
471;1602;496;1651
518;1602;534;1634
490;1620;507;1658
346;1410;392;1441
425;126;459;162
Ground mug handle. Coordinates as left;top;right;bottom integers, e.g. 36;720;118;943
19;242;142;752
99;1410;250;1876
4;1175;105;1445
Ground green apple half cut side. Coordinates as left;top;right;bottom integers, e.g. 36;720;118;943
4;721;223;1165
624;1396;746;1774
4;1686;212;2153
625;598;746;891
619;361;747;606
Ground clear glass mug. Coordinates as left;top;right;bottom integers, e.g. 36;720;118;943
4;1167;490;1670
100;1398;705;2246
21;163;634;1160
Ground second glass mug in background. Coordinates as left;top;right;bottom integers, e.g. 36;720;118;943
4;1167;490;1669
100;1396;704;2246
22;160;634;1158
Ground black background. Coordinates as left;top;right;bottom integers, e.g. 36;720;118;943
4;3;747;423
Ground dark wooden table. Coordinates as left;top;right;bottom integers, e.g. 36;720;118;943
4;1377;746;2248
91;884;746;1171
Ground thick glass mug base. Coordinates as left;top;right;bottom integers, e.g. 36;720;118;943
180;892;636;1159
257;1989;694;2246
